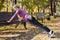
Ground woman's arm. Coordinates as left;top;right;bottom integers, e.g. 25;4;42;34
17;14;23;21
8;11;18;22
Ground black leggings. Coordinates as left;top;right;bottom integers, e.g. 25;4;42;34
28;17;50;32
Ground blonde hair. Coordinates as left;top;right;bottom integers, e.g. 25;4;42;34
13;5;20;9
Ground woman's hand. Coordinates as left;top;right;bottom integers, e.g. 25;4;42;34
7;21;11;23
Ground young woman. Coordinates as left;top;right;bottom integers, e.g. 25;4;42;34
8;5;55;38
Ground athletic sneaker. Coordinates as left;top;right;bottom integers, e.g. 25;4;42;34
48;30;55;38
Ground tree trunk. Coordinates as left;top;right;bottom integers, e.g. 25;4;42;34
50;0;53;16
6;0;8;12
38;6;39;12
14;0;17;4
53;0;56;13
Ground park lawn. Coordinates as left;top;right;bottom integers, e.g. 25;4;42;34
0;16;60;31
0;16;60;40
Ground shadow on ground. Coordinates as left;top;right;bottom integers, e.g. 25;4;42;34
55;33;60;38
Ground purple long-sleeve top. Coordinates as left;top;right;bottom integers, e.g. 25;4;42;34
9;8;29;22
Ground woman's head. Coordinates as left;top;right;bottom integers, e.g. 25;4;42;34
13;5;20;11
